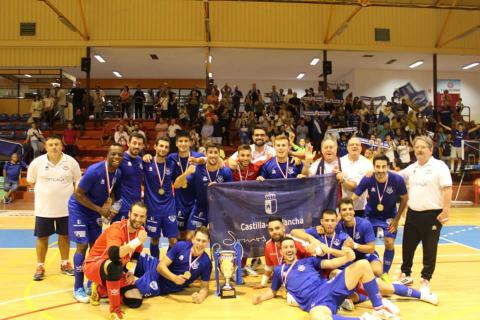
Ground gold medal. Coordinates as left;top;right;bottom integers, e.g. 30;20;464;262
183;183;188;189
183;271;191;279
377;204;384;212
158;188;165;195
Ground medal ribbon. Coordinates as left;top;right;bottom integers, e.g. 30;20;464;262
206;167;220;183
275;157;289;179
237;165;250;182
375;174;389;208
104;161;117;196
154;159;166;190
323;232;336;259
281;260;298;287
189;247;202;271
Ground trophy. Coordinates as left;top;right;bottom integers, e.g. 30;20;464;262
214;242;243;299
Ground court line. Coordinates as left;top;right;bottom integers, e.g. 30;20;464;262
439;236;480;251
0;289;70;306
0;301;78;320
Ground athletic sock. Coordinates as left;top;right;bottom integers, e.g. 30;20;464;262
383;249;395;274
150;243;159;259
73;252;85;290
393;284;421;299
363;278;383;309
333;316;360;320
61;259;69;266
106;280;122;312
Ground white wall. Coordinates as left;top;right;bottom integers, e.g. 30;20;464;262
351;69;480;121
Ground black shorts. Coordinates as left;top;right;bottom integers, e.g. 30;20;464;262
34;216;69;237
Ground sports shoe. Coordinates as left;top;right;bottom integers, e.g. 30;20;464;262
381;273;392;283
73;288;90;303
420;290;438;305
90;282;100;306
372;306;400;320
381;298;400;314
109;308;125;320
33;265;45;281
61;262;75;276
243;265;259;277
85;280;92;296
394;273;413;286
250;258;261;269
360;312;382;320
340;298;355;311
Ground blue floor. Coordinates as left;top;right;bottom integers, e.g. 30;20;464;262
1;225;479;249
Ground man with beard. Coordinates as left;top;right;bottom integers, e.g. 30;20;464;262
68;144;124;302
143;138;178;258
227;144;268;181
175;143;232;230
229;127;276;164
113;133;146;222
123;227;212;303
85;202;148;320
258;135;303;180
252;237;399;320
254;216;309;289
353;155;408;279
339;137;374;218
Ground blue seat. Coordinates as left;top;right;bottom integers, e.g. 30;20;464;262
10;113;20;121
0;113;9;121
21;113;31;121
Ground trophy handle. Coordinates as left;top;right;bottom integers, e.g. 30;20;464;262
214;250;221;297
234;242;243;286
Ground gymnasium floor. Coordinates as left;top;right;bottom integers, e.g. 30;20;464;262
0;204;479;320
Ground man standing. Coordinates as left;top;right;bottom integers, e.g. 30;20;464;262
439;122;480;173
27;135;81;280
133;85;145;119
229;127;275;164
353;155;408;279
396;136;452;293
259;135;302;180
114;133;145;222
339;137;374;218
143;138;178;258
228;144;267;181
68;144;124;302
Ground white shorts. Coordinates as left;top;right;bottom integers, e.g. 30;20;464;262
450;146;463;159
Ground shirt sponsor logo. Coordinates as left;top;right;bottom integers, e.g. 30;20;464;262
202;176;208;182
179;255;184;261
101;179;105;184
128;162;132;166
74;231;86;238
297;265;305;272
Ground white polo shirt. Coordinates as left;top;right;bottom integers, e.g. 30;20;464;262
398;156;452;211
229;144;276;164
340;154;374;210
308;158;339;176
27;153;81;218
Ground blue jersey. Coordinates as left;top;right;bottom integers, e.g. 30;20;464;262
143;158;176;217
355;172;407;221
338;141;348;157
4;161;27;181
193;164;232;209
452;129;466;148
168;152;203;209
118;152;143;214
336;217;375;260
68;160;122;216
305;228;349;252
271;257;326;311
260;157;303;179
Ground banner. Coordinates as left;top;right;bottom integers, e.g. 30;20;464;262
394;82;429;107
438;79;461;94
326;127;358;134
301;96;344;104
208;175;339;257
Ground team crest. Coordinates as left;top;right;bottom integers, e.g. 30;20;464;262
297;265;306;272
264;193;277;215
202;176;208;182
354;232;360;240
166;168;171;175
333;239;341;246
217;175;224;183
371;187;376;192
179;255;184;261
287;167;294;175
168;215;176;222
96;218;102;226
149;167;153;171
386;186;394;194
191;261;199;270
128;161;132;166
100;179;105;185
272;169;276;175
149;281;158;290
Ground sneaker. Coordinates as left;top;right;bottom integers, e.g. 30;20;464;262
419;278;430;295
360;312;382;320
381;273;392;284
250;258;261;269
73;288;90;303
243;265;259;277
33;265;45;281
90;282;100;306
381;298;400;315
61;262;75;276
340;298;355;311
372;307;400;320
420;290;438;306
109;308;125;320
394;273;413;286
85;280;92;296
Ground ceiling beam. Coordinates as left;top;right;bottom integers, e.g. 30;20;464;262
37;0;89;41
324;5;335;43
438;24;480;47
435;0;459;47
77;0;90;41
325;0;369;44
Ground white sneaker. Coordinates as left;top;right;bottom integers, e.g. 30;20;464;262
73;288;90;303
420;290;438;305
394;273;413;286
372;307;401;320
360;312;382;320
419;278;430;295
340;298;355;311
243;266;259;277
381;298;400;315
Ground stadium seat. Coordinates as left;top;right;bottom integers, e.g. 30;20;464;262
0;113;9;121
21;113;31;121
10;113;20;121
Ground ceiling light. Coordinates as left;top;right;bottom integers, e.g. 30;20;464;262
310;58;320;66
94;55;106;63
208;72;213;78
362;54;375;58
386;59;397;65
150;54;159;60
462;62;479;70
296;73;305;79
113;71;122;78
409;60;424;68
209;55;212;63
24;74;32;78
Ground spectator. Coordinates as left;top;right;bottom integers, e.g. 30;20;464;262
62;122;78;159
155;118;168;139
144;89;154;120
231;85;243;118
167;91;179;119
114;124;129;146
187;87;202;124
26;122;45;159
30;95;44;123
54;85;67;126
189;129;200;151
119;85;131;118
43;90;55;128
91;86;105;127
201;118;214;145
167;119;182;149
133;85;145;119
155;88;169;120
2;153;27;204
397;138;411;169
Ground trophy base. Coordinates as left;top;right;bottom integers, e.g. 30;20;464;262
220;287;236;299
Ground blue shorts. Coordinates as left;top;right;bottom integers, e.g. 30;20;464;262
176;206;193;231
310;270;354;314
3;180;19;192
146;215;179;239
187;206;208;230
365;251;381;263
368;217;397;239
68;204;102;244
134;253;162;298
